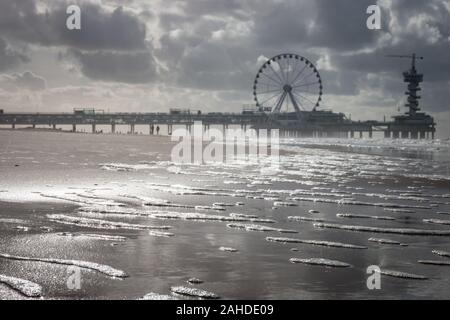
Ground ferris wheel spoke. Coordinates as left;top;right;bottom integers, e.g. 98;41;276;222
289;64;308;86
289;58;300;84
268;63;285;84
292;91;319;107
257;88;283;95
292;80;320;88
289;92;304;111
259;90;284;106
292;71;316;87
283;58;290;83
259;72;283;86
286;58;291;83
273;91;287;112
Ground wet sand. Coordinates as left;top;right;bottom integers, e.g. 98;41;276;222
1;130;450;299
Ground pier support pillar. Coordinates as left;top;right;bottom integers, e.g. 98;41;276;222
419;131;426;139
72;124;76;132
411;131;418;139
111;123;115;134
12;123;15;129
130;124;135;134
384;131;390;138
52;124;56;130
432;131;435;139
32;124;36;129
359;131;363;139
350;131;354;138
92;124;96;133
369;131;373;139
392;131;399;139
401;131;409;139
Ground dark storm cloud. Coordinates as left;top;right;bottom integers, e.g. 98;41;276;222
71;49;157;83
251;0;384;50
0;0;158;84
0;0;448;115
0;0;147;50
0;38;29;71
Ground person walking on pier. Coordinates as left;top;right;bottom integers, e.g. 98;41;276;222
156;125;160;135
150;124;154;135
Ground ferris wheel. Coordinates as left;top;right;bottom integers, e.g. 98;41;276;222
253;54;322;115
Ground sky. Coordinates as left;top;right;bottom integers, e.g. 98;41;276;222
0;0;449;137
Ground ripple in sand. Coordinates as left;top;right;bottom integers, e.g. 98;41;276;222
267;237;367;249
337;213;396;221
0;274;42;297
308;210;320;214
432;250;450;258
0;253;127;278
314;222;450;236
289;258;352;268
57;232;127;241
380;269;428;280
227;223;297;234
219;246;238;253
368;237;408;246
47;214;172;232
171;286;219;299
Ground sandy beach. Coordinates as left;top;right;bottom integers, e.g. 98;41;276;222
1;129;450;299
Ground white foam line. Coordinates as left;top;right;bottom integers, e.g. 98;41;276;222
171;286;219;299
227;223;297;233
0;274;42;297
47;214;172;231
289;258;352;268
57;232;127;241
219;246;238;252
418;260;450;266
423;218;450;225
287;216;326;222
337;213;396;221
314;222;450;236
0;253;127;278
380;269;428;280
140;292;178;300
266;237;367;249
432;250;450;258
368;238;408;246
291;197;431;209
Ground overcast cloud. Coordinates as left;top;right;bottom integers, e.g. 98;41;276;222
0;0;449;136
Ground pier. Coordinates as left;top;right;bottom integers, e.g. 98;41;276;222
0;108;435;139
0;53;436;139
